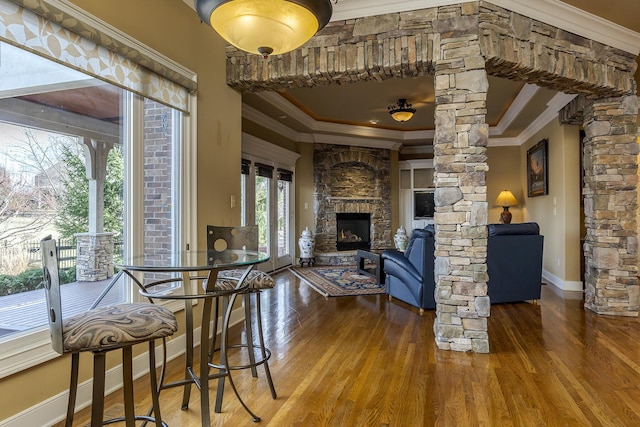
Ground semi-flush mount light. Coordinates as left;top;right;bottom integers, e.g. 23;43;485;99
195;0;334;59
388;98;416;122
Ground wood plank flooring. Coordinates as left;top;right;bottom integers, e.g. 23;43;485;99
60;270;640;426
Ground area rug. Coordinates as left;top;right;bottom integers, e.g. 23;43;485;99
289;266;384;297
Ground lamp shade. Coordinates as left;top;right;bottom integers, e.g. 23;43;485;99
388;98;416;122
495;190;518;207
196;0;333;58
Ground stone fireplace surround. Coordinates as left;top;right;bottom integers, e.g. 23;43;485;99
313;144;391;264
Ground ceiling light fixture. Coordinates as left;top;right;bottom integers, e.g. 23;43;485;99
388;98;416;122
195;0;334;59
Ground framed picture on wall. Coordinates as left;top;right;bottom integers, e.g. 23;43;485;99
527;138;548;197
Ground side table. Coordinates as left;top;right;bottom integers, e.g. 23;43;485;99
356;249;391;284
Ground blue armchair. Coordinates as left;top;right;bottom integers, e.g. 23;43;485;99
382;226;436;314
487;222;544;304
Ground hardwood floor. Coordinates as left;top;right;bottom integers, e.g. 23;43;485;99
61;270;640;426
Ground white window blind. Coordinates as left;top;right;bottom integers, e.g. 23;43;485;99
1;0;196;113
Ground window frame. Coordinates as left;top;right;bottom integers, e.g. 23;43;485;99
0;21;197;382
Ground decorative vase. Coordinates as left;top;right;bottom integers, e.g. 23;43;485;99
298;227;315;266
394;226;408;251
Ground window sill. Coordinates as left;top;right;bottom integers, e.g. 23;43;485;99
0;327;59;379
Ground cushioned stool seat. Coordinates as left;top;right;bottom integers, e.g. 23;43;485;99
215;269;275;291
41;237;177;427
62;303;177;352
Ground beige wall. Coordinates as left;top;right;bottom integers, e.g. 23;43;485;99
520;120;582;287
0;0;241;421
488;119;583;289
487;146;522;224
295;142;315;249
390;150;400;233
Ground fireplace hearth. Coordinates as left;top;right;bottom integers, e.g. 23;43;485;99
336;213;370;251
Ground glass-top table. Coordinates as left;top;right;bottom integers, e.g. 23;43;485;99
117;249;268;272
115;249;269;426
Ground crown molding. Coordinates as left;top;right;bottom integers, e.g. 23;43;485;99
511;92;577;145
242;133;301;167
242;103;401;150
491;84;539;136
253;92;439;143
246;85;576;150
243;104;302;142
489;0;640;54
257;92;410;139
331;0;476;21
488;137;521;147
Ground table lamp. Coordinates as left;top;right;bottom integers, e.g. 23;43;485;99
495;190;518;224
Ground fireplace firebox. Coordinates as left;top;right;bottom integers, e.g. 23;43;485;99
336;213;371;251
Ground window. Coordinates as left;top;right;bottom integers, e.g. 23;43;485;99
277;169;293;257
241;135;299;271
0;10;194;376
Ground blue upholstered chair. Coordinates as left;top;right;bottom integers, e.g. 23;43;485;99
41;236;177;427
382;226;436;314
487;222;544;304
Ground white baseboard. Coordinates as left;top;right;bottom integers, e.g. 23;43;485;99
542;269;584;292
0;307;245;427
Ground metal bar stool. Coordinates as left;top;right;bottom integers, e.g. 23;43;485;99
41;237;178;427
206;225;277;412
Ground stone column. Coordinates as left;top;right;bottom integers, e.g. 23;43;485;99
583;95;639;316
75;139;114;282
75;232;115;282
432;43;490;351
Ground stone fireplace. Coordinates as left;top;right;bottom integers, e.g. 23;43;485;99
313;144;391;262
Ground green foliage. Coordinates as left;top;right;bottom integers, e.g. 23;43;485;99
255;176;268;247
0;267;75;296
55;145;124;238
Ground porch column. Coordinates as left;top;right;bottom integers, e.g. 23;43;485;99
583;95;639;316
433;49;490;351
75;138;114;281
75;232;115;281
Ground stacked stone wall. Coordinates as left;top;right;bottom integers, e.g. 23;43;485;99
478;2;637;97
313;144;391;254
227;7;447;91
433;3;490;353
75;232;115;281
582;95;639;316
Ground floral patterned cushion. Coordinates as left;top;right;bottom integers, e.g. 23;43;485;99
62;303;178;352
213;269;275;291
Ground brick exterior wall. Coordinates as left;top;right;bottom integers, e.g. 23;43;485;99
143;100;174;256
